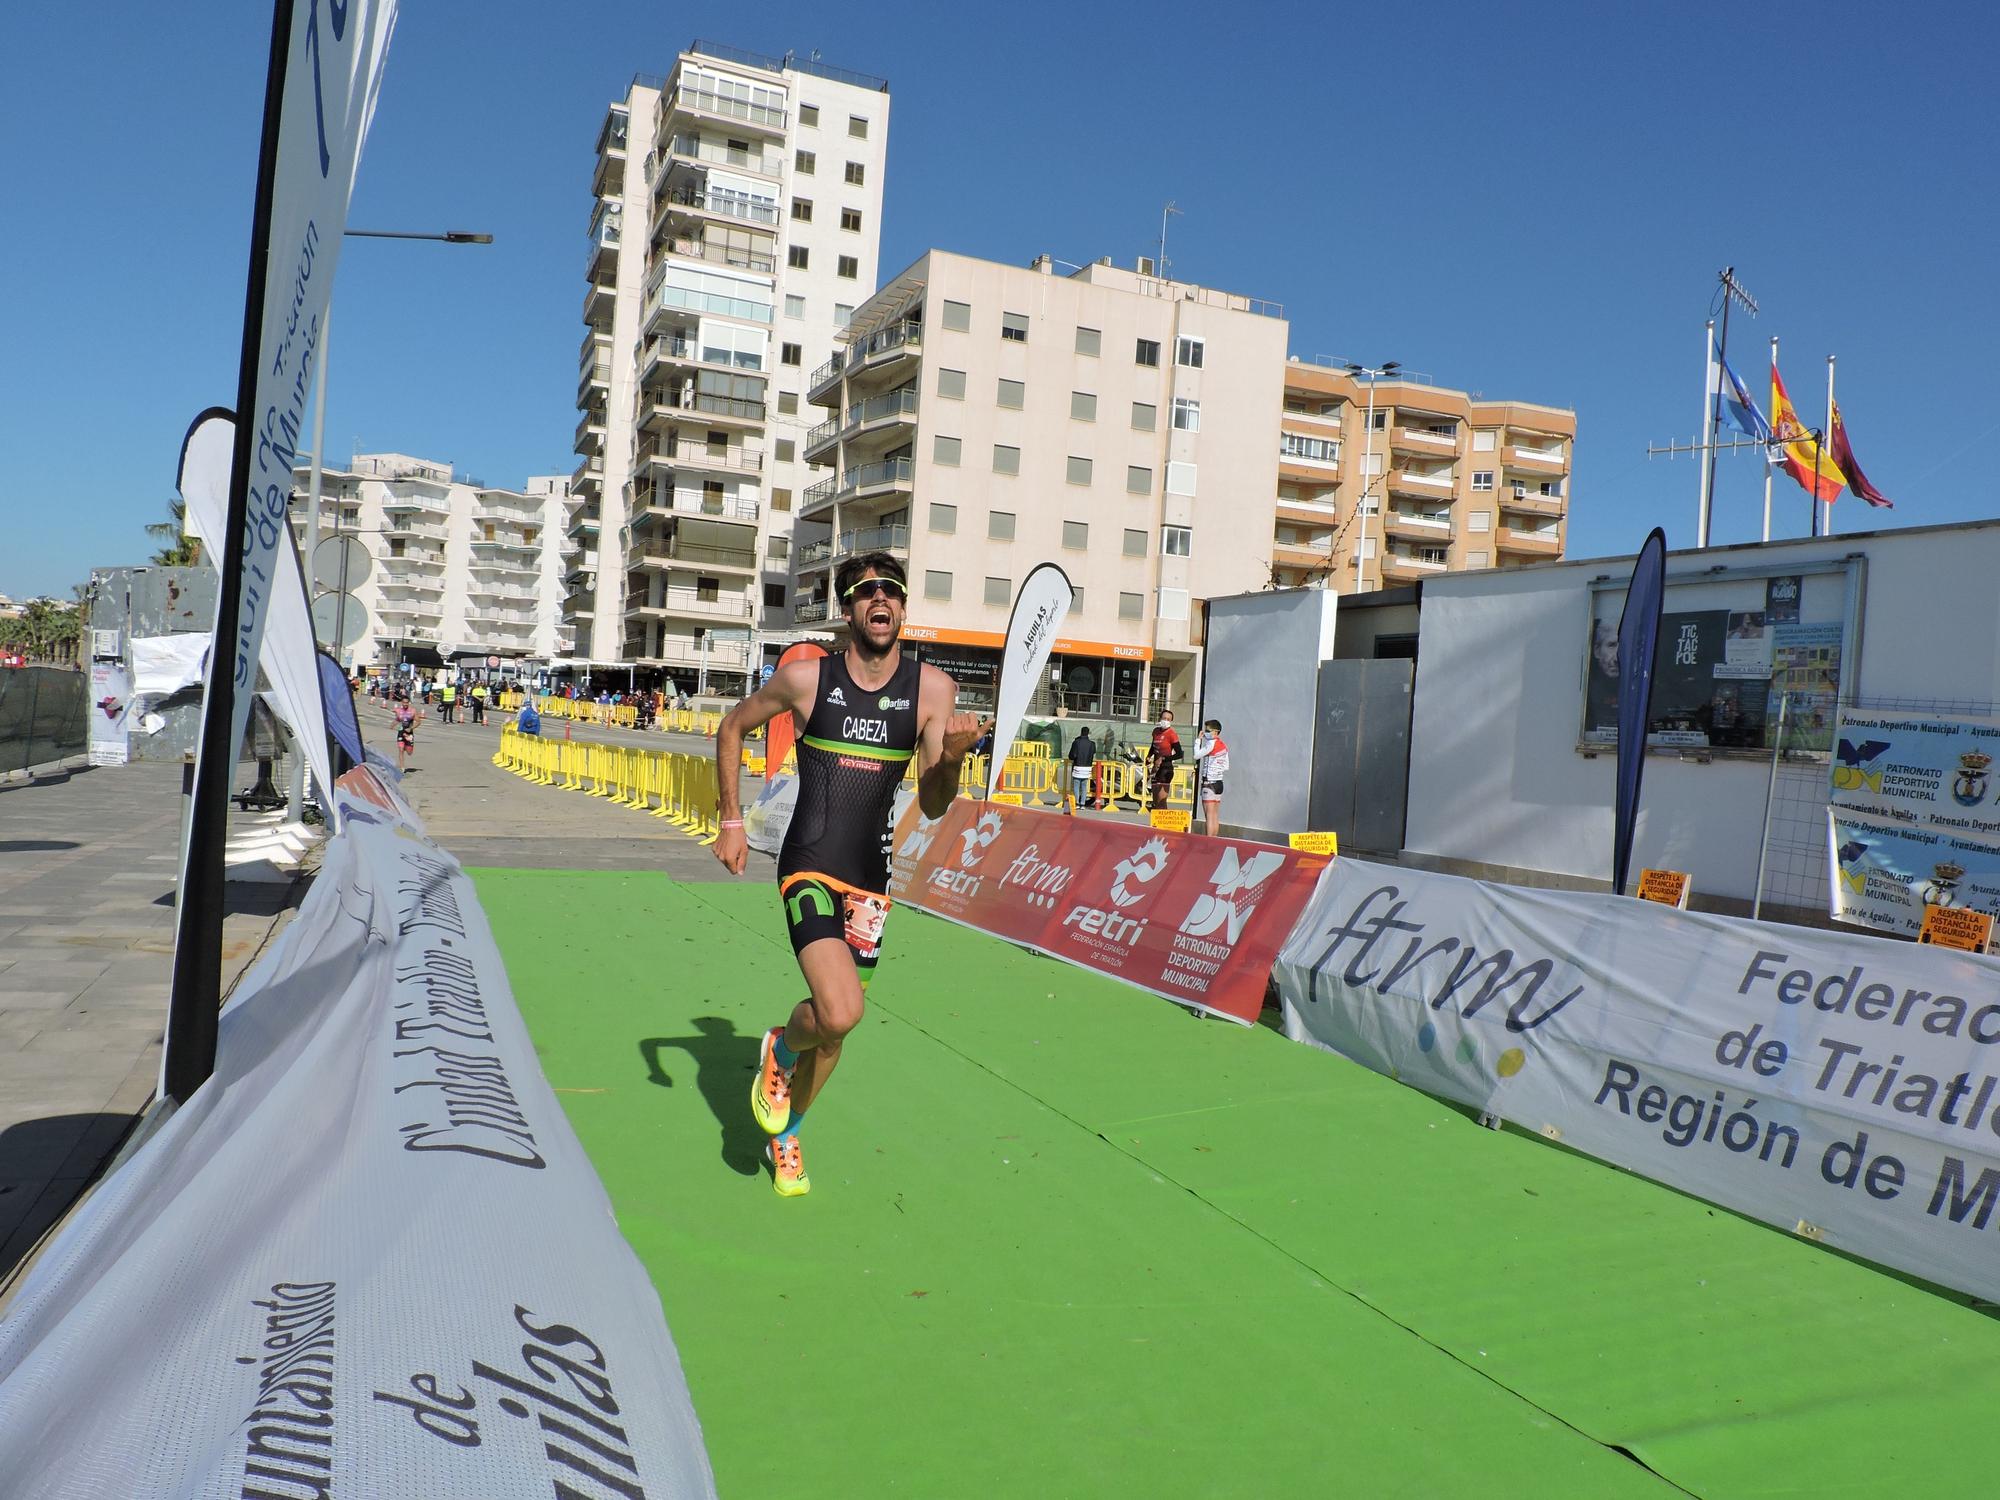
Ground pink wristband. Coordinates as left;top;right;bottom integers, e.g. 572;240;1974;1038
719;819;744;829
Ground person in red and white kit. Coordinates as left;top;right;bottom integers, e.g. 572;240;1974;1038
1192;718;1229;836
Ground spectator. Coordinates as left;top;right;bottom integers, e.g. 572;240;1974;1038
1066;725;1096;814
1146;710;1182;811
1192;719;1229;836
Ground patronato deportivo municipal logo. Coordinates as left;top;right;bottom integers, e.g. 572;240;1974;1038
898;814;942;861
1917;859;1966;909
1835;837;1870;897
1832;737;1890;794
1953;751;1992;807
1180;847;1288;945
1109;837;1171;908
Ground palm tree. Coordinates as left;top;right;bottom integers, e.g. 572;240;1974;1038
146;498;202;567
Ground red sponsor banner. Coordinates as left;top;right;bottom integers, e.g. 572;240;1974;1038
888;801;1328;1023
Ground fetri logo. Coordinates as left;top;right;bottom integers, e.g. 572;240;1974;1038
929;810;1005;899
1109;836;1170;909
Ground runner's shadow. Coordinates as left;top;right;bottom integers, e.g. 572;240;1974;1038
640;1017;763;1176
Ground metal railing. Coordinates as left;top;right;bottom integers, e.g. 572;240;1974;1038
795;599;832;623
644;589;754;618
802;475;839;509
805;416;840;450
845;320;922;370
844;386;918;432
835;523;911;558
646;389;766;423
636;439;763;474
661;235;776;275
642;333;763;375
655;184;780;227
665;134;783;176
634;489;760;523
809;354;842;391
629;540;756;570
688;39;889;92
842;456;913;494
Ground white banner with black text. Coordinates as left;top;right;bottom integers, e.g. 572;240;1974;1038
0;766;716;1498
1274;856;2000;1303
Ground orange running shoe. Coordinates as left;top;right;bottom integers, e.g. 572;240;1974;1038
767;1134;809;1197
750;1025;794;1136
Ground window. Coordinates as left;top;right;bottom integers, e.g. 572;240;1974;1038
1171;398;1201;432
1357;537;1378;559
764;583;787;607
696;576;720;601
941;299;971;332
937;367;966;400
1175;336;1204;369
1063;520;1089;550
1075;326;1101;357
1166;461;1196;497
1135;338;1160;367
997;378;1024;410
1468;510;1492;533
840;207;862;232
778;392;798;415
1162;525;1191;557
1001;312;1028;343
795;149;815;174
1070;391;1096;422
925;570;952;601
849;115;869;138
988;510;1016;541
1471;471;1495;491
1131;401;1156;431
781;342;802;366
1123;528;1147;557
1418;545;1450;565
844;161;865;185
787;245;809;269
837;255;858;279
800;104;819;127
1467;551;1490;568
981;575;1011;606
767;535;789;559
934;435;962;466
992;444;1020;475
1126;465;1152;495
1472;430;1497;452
1119;592;1143;620
775;439;795;462
790;199;812;223
1369;409;1388;431
929;503;957;534
1066;456;1093;486
771;487;792;511
833;303;853;328
1281;433;1339;464
1070;588;1085;613
784;293;805;319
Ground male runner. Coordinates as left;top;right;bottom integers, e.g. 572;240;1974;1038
714;553;984;1196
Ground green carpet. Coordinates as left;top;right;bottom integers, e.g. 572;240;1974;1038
475;869;2000;1498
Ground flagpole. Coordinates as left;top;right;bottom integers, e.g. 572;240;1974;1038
1697;319;1716;547
1822;354;1837;537
163;0;297;1106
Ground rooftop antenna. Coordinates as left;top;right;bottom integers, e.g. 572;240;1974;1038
1158;201;1181;280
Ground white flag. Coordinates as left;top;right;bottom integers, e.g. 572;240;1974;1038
987;562;1073;797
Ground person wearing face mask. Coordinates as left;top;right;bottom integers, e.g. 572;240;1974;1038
1146;709;1182;811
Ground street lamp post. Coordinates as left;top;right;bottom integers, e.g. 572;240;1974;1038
1345;361;1400;593
311;230;493;668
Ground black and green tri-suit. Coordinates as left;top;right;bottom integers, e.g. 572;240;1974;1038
777;651;921;981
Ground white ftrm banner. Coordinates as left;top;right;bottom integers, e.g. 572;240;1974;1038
1274;856;2000;1304
987;561;1072;797
0;765;717;1498
221;0;396;770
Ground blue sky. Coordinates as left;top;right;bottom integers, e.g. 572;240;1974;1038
4;2;1994;598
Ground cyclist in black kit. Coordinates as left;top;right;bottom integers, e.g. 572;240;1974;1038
715;553;984;1196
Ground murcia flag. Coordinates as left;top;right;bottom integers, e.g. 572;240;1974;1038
1828;401;1895;508
1770;362;1847;503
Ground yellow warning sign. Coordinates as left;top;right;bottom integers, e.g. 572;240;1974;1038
1149;808;1192;833
1289;831;1339;857
991;791;1024;806
1918;904;1994;954
1635;868;1691;909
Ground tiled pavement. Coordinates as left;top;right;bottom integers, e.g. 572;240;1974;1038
0;763;298;1287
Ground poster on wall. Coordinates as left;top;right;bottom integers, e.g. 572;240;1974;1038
1829;806;2000;937
1765;574;1802;623
86;662;132;766
1828;707;2000;842
1767;622;1843;752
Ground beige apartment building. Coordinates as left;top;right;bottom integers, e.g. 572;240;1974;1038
800;251;1289;721
571;41;890;694
1272;363;1574;592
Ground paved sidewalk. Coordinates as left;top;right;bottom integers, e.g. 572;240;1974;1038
0;763;299;1283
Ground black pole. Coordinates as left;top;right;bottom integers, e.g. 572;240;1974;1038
1700;270;1734;538
163;0;297;1106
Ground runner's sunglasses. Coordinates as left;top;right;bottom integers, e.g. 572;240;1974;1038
842;577;907;604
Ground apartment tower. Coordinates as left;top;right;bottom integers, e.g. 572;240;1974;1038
572;41;890;693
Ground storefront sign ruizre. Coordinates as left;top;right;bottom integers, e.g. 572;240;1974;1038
898;621;1153;662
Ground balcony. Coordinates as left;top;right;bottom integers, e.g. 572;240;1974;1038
839;456;915;509
1392;426;1459;454
1507;445;1567;471
583;277;615;328
1270;541;1335;571
571;457;603;495
842;320;923;391
796;523;912;572
794;599;832;624
662;133;783;180
587;205;622;278
842;386;919;447
803;415;841;463
639;334;764;390
464;609;538;630
378;576;444;597
656;232;775;277
1382;511;1454;542
379;600;444;622
567;505;601;538
1499;489;1565;518
807;354;844;406
381;490;447;515
632;488;760;526
661;81;787;137
385;519;447;542
644;270;774;329
640;389;766;433
631;635;754;671
470;534;538;556
1496;527;1563;557
636;437;763;477
383;549;445;572
1382;552;1451;578
629;539;758;573
652;184;780;233
1387;467;1454;498
629;588;756;622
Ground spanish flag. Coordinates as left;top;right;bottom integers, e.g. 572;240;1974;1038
1770;362;1847;502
